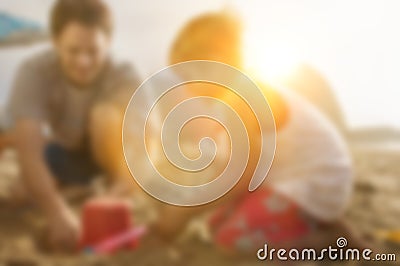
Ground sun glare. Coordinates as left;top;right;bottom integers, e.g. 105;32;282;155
243;33;301;83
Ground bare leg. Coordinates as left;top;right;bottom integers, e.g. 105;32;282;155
88;103;137;194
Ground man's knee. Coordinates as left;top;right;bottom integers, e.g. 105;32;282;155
89;103;123;135
88;103;124;164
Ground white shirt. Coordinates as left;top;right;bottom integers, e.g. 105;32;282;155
267;89;353;221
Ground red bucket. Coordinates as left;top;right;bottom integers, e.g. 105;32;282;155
80;198;137;251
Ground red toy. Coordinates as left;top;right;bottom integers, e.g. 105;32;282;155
80;198;143;253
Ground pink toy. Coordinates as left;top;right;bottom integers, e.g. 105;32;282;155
90;226;148;254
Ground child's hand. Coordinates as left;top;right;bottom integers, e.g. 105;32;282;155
47;207;80;252
154;205;195;239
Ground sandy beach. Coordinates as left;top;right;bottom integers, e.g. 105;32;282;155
0;139;398;266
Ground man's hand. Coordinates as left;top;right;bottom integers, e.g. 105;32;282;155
14;119;81;252
47;207;80;252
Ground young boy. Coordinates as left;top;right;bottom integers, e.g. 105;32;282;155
154;12;354;253
3;0;140;251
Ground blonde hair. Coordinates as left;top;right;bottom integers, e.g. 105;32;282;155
169;12;243;67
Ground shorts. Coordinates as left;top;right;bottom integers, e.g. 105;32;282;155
45;143;101;185
209;188;317;252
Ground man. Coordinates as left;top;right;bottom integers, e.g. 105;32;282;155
5;0;139;250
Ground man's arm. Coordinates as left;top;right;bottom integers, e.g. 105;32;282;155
14;118;79;250
15;119;62;213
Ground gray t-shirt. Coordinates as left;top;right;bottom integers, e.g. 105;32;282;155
7;49;140;149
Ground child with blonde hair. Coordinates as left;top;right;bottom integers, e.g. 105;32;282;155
154;11;355;253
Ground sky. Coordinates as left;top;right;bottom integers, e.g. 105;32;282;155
0;0;399;129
